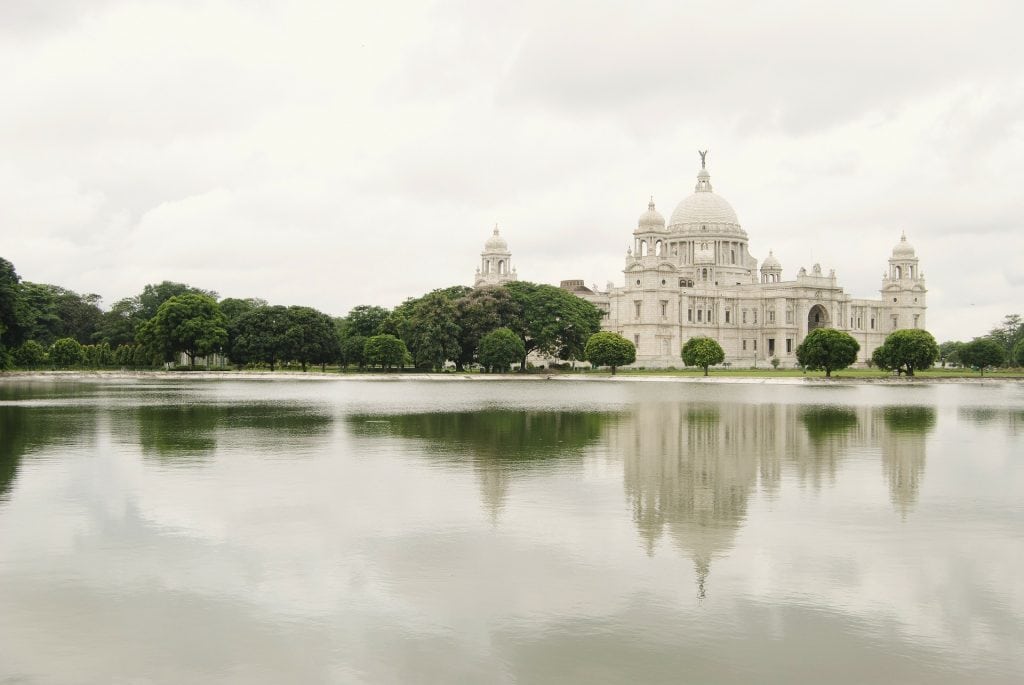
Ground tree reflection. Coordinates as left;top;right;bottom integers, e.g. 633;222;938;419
0;406;96;502
127;403;333;463
878;406;935;516
347;411;609;520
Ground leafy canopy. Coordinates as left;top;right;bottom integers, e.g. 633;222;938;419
682;337;725;375
139;293;227;368
871;329;938;376
958;337;1005;375
796;328;860;377
478;327;526;372
584;332;635;374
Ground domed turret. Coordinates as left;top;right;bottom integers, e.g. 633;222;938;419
485;226;508;251
636;197;665;232
760;250;782;283
891;232;915;258
475;224;517;287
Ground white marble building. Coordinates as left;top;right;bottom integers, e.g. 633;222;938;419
579;155;927;367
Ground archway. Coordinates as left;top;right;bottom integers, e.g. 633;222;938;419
808;304;829;331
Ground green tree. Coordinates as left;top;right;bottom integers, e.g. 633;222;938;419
681;336;725;376
795;328;860;377
138;281;217;321
453;286;523;369
18;282;103;345
49;337;84;368
959;337;1006;376
1013;338;1024;367
230;305;291;370
987;314;1022;366
340;305;391;339
13;340;47;368
93;296;145;347
364;334;409;370
285;306;341;372
405;291;461;370
937;340;964;368
219;297;267;324
478;327;526;372
139;293;227;369
871;329;939;376
584;332;636;374
0;256;31;351
505;281;603;370
340;334;368;369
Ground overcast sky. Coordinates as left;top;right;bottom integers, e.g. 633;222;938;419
2;0;1022;341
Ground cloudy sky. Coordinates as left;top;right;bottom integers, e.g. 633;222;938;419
2;0;1022;341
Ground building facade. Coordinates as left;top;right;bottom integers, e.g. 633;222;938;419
581;157;927;367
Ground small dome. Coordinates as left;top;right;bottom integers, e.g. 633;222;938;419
484;225;508;251
760;250;781;270
637;197;665;231
892;232;915;258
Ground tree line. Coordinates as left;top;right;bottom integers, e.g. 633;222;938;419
0;255;604;372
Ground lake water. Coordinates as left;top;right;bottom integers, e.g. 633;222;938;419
0;377;1022;684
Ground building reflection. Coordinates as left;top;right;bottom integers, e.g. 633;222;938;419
616;400;936;597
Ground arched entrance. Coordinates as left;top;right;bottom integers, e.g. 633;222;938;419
808;304;829;331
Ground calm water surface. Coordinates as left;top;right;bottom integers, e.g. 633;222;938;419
0;378;1021;684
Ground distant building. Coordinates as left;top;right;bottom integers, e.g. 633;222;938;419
472;154;927;368
571;155;927;367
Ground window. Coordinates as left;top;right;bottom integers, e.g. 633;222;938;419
702;268;708;280
857;317;862;328
742;340;747;351
786;310;793;324
742;310;747;324
697;309;703;322
660;301;667;317
725;310;731;323
768;338;775;355
893;297;898;303
688;308;693;322
786;338;792;353
634;301;642;318
870;317;875;330
914;314;920;328
753;311;758;324
731;249;736;264
892;315;899;330
707;310;713;323
753;339;757;351
634;334;640;346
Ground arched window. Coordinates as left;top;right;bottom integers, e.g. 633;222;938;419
702;268;708;280
641;240;648;257
483;261;490;274
498;260;505;274
655;240;663;256
731;249;736;264
895;265;902;279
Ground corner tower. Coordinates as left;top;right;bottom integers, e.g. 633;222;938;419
881;233;926;331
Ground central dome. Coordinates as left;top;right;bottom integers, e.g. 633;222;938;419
669;192;740;226
668;167;742;230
